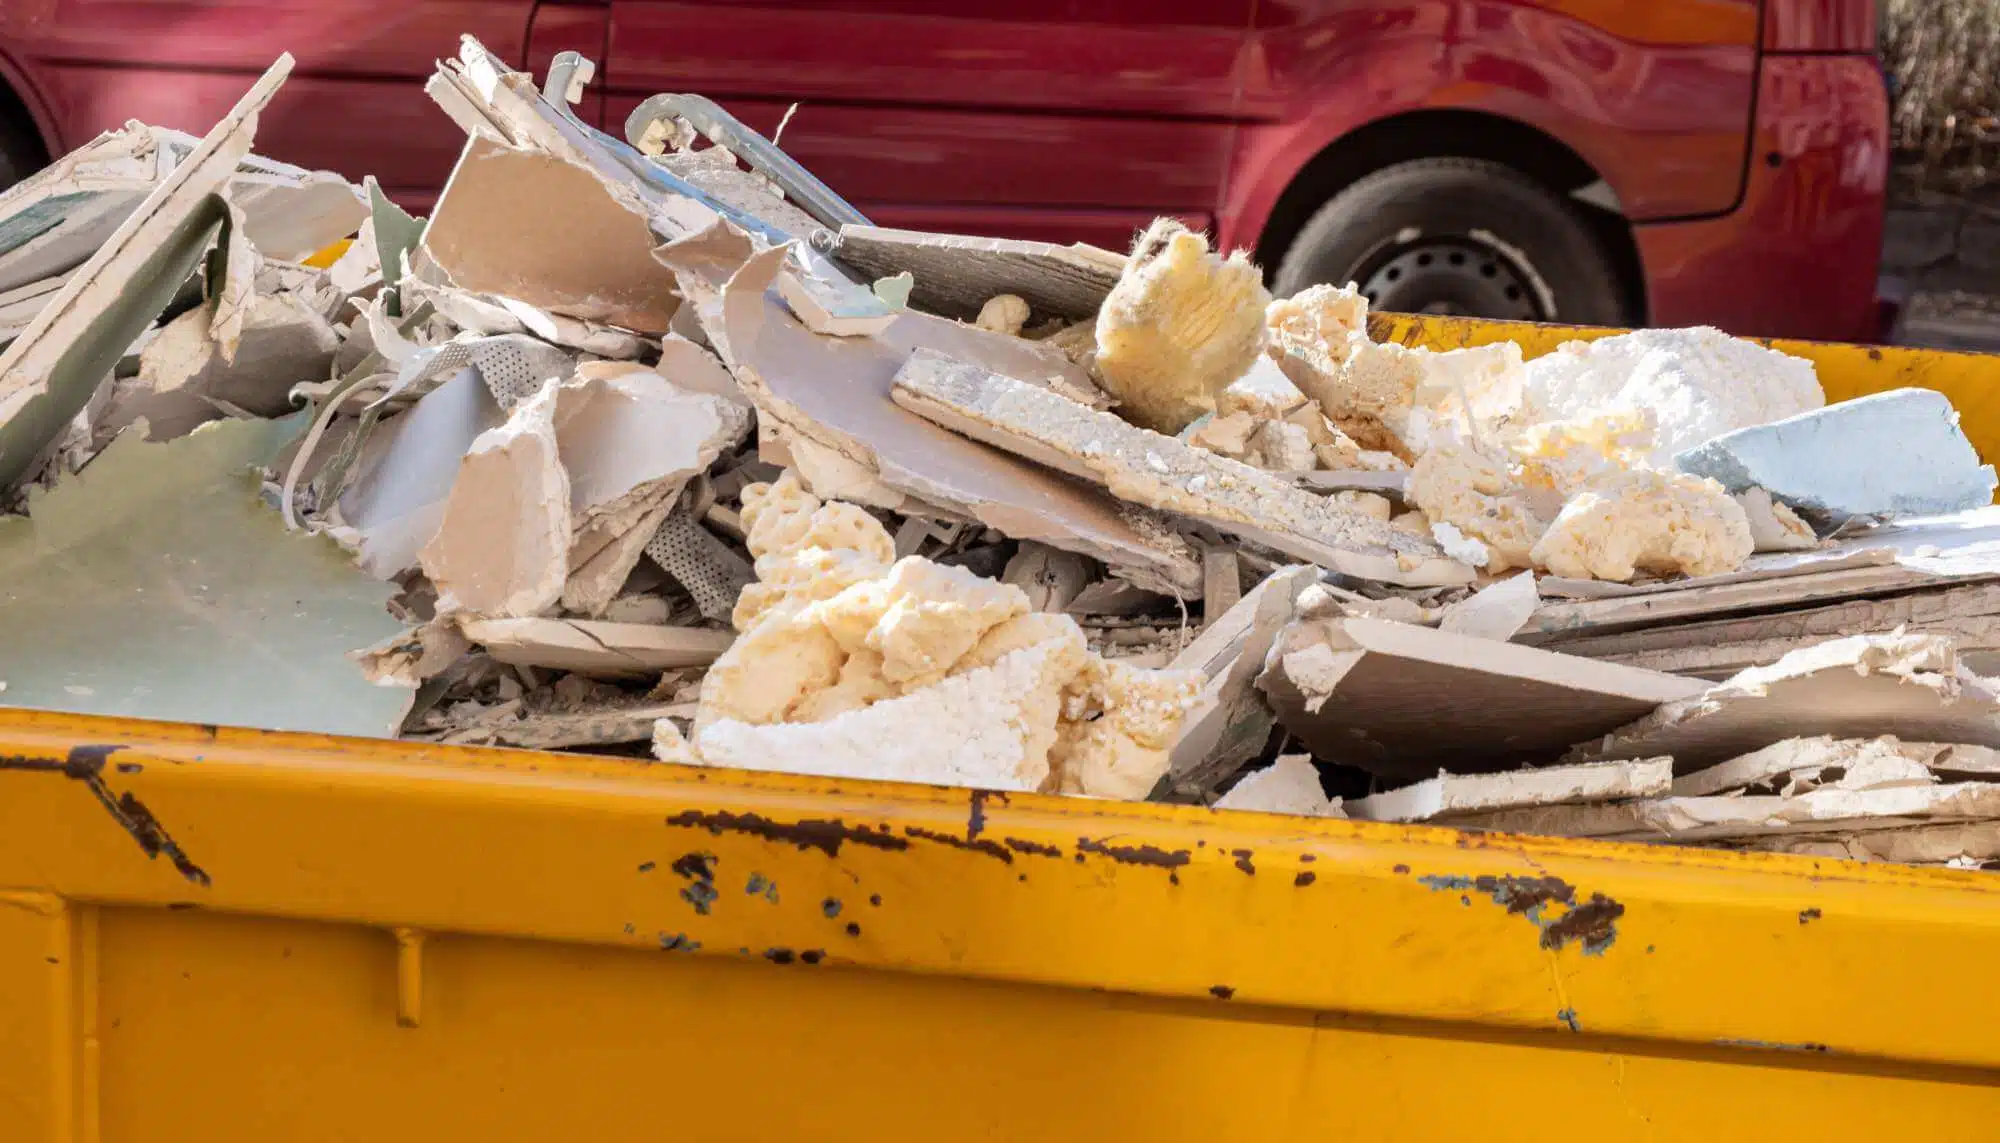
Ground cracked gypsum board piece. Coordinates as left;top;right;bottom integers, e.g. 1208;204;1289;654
459;618;735;678
0;56;294;491
890;348;1471;587
655;230;1202;596
826;224;1125;322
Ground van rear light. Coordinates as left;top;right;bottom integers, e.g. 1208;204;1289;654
1764;0;1877;53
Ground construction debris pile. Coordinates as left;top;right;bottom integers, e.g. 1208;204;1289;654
8;41;2000;868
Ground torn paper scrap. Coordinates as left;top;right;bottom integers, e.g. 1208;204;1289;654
0;415;407;737
1346;757;1672;823
890;348;1470;586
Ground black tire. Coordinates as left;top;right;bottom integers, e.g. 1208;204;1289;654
1271;157;1629;326
0;110;46;194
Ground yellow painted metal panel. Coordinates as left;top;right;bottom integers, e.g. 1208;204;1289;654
2;709;2000;1138
1369;312;2000;475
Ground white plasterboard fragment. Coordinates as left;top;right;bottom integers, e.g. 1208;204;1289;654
777;268;898;338
1565;630;2000;773
1439;571;1539;641
551;366;749;529
830;223;1123;322
461;617;734;677
653;222;1203;595
1168;565;1320;790
1347;757;1672;823
1213;754;1344;817
1263;616;1702;782
423;134;679;333
1444;781;2000;842
122;290;338;426
0;415;407;736
226;168;368;263
336;366;504;578
0;58;294;491
420;380;570;618
1756;821;2000;865
890;347;1471;587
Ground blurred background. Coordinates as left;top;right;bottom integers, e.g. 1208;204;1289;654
1;0;1995;350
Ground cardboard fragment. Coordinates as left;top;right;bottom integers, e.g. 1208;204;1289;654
1262;616;1702;781
0;57;293;491
890;348;1470;587
1347;757;1672;823
655;225;1203;596
0;416;407;736
461;617;735;677
1567;631;2000;773
829;224;1124;322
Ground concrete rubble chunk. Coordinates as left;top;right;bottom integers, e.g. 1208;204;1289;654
1678;388;1999;523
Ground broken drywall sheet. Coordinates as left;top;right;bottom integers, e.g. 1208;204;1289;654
420;380;570;618
112;289;339;439
890;348;1471;587
1670;735;1971;798
654;225;1204;596
0;123;178;296
1212;754;1344;817
1439;571;1539;642
225;165;368;264
1759;821;2000;865
336;366;505;578
1444;781;2000;843
1566;631;2000;773
0;415;408;736
1677;388;1998;523
1346;757;1672;823
776;266;898;338
1166;565;1320;795
1260;616;1703;781
423;134;680;333
828;224;1125;322
459;617;735;676
0;56;294;491
552;366;750;536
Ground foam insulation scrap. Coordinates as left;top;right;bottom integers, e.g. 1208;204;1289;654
1093;217;1269;434
660;471;1202;797
1530;468;1754;582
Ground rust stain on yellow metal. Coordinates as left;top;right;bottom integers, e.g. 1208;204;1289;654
1370;312;2000;477
2;709;2000;1136
6;316;2000;1137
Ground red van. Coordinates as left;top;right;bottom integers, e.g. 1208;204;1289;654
0;1;1884;340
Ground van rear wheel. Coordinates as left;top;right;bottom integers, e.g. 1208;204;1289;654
1271;157;1630;326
